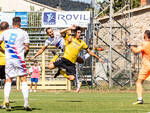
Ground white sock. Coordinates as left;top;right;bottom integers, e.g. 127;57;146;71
22;82;29;107
4;82;12;103
75;74;79;82
83;53;90;60
82;50;95;60
138;97;142;101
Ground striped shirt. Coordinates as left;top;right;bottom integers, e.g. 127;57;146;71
44;32;65;50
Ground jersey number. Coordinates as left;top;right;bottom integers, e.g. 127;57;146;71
8;33;17;45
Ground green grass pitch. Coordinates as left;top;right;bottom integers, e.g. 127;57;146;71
0;90;150;113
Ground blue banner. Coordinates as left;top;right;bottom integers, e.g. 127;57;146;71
15;12;28;28
43;12;56;26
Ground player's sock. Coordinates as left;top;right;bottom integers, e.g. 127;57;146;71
82;53;90;60
76;81;82;93
82;50;95;60
138;97;143;101
60;70;69;79
22;82;29;107
4;82;11;103
2;94;5;107
50;55;59;62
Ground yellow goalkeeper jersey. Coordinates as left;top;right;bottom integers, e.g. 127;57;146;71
63;37;88;64
0;31;5;65
64;34;70;46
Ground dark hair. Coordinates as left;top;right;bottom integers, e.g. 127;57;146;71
13;17;21;26
74;26;82;33
0;21;9;30
145;30;150;39
46;27;52;33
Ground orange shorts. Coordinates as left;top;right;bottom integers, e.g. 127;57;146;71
138;66;150;80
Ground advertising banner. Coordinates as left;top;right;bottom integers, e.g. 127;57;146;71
15;12;28;28
42;11;90;28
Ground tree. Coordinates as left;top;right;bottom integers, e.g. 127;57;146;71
131;0;140;8
96;0;140;16
114;0;140;12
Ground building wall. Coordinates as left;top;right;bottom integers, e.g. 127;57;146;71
129;9;150;45
98;6;150;45
95;6;150;78
0;0;56;12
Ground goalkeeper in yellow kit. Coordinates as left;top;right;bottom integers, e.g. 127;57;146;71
48;26;104;81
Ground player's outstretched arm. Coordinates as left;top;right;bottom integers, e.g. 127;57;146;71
127;40;142;54
87;48;104;63
60;25;76;35
28;46;47;61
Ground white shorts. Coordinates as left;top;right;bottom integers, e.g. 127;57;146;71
5;59;26;79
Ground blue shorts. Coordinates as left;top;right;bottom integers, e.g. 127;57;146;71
31;78;38;83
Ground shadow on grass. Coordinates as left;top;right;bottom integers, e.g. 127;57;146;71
56;100;83;102
132;103;150;105
142;103;150;104
11;106;41;111
9;100;16;103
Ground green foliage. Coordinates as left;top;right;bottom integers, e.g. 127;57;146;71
131;0;140;8
96;0;140;16
114;0;140;12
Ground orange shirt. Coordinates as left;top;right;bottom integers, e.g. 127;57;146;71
132;41;150;67
141;41;150;67
132;41;150;80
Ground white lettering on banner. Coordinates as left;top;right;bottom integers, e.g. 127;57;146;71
42;11;90;27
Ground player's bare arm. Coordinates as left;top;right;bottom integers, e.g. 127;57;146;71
29;45;47;60
60;25;76;35
87;48;104;63
24;43;29;58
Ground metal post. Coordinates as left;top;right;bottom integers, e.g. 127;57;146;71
42;51;45;88
128;0;132;87
91;10;94;88
90;0;95;88
109;0;114;88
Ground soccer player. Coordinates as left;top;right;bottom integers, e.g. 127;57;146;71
0;21;9;109
56;28;103;92
29;26;102;92
130;30;150;104
29;25;102;62
29;26;84;93
29;60;41;93
48;26;104;81
0;17;32;111
28;27;67;61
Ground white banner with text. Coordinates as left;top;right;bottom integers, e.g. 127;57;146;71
42;11;90;28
